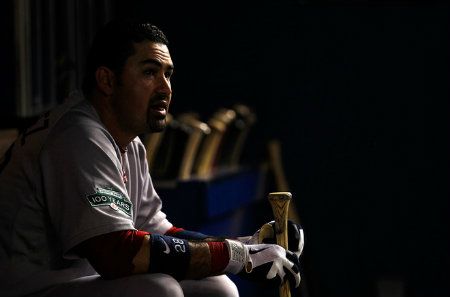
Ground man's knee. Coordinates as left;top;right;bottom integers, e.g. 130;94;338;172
123;273;184;297
38;273;184;297
181;275;239;297
211;275;239;297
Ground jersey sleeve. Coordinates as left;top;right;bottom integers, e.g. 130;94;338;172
40;116;135;257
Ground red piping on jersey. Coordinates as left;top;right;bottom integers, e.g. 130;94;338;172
165;226;185;235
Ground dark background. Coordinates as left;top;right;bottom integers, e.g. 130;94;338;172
1;1;449;297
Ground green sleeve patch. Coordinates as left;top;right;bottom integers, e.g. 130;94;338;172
86;187;132;216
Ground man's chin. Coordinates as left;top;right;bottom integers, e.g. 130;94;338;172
147;119;166;133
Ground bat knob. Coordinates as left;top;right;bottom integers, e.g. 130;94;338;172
268;191;292;201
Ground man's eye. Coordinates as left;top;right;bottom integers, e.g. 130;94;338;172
165;71;173;79
144;69;156;76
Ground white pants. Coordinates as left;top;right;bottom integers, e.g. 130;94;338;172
36;274;239;297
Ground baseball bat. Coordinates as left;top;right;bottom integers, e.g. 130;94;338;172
268;192;292;297
267;139;301;225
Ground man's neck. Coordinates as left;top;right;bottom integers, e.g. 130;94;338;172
90;96;134;153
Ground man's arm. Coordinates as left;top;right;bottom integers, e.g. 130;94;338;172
74;229;301;287
133;234;217;279
164;226;224;241
74;230;221;280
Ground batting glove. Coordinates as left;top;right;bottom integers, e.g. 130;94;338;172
224;239;301;288
238;220;304;258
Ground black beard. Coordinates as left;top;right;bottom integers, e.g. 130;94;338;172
146;93;169;133
147;118;166;133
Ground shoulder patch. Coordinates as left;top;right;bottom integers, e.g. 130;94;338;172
86;187;132;216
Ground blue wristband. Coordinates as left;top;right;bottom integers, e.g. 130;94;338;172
149;234;191;280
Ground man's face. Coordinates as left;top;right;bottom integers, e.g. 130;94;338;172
111;41;174;135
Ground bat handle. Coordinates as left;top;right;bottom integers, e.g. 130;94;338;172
268;192;292;297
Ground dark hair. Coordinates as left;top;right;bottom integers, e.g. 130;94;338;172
82;19;169;96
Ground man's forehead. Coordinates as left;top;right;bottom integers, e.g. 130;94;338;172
132;41;173;66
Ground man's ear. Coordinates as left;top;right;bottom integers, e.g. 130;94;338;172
95;66;116;96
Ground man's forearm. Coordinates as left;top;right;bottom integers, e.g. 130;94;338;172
186;241;212;278
133;234;224;279
132;234;151;274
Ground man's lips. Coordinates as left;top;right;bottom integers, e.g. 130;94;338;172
150;100;168;109
149;100;169;117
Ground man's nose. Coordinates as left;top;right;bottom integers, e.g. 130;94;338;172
157;75;172;96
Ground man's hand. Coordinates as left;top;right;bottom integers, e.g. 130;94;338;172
224;240;301;288
238;220;304;258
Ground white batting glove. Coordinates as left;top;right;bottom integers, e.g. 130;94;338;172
224;239;301;288
238;220;305;258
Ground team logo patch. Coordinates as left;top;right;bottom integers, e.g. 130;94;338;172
86;187;132;216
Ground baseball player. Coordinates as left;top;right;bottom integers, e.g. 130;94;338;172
0;19;304;297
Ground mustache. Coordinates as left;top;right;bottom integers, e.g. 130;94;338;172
149;93;170;110
151;93;169;102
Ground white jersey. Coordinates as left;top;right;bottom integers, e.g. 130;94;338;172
0;92;172;297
